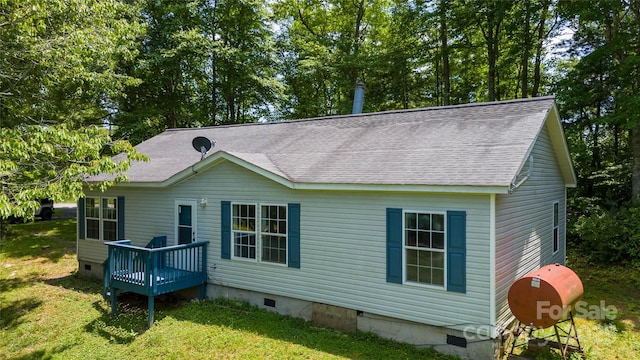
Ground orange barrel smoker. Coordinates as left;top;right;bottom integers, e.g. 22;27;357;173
507;263;584;329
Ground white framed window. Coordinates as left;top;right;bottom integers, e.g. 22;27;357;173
231;203;287;265
261;204;287;264
403;210;446;287
553;201;559;254
85;197;118;242
232;203;257;260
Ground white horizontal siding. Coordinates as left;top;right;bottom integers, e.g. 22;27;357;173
79;159;494;333
181;161;493;332
494;124;567;329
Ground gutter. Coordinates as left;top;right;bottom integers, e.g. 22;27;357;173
508;155;533;194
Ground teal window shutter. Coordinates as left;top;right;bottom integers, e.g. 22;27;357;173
221;201;231;259
386;208;403;284
288;203;301;268
78;198;85;240
117;196;125;240
447;210;466;293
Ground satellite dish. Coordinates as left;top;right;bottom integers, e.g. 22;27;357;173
192;136;214;160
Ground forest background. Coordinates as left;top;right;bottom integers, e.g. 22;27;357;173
1;0;639;264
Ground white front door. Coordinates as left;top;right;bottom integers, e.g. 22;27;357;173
175;200;197;245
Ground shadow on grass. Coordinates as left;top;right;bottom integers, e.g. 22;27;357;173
0;219;76;263
165;298;452;359
569;254;640;331
0;273;43;293
42;273;452;359
0;297;43;330
44;273;102;295
84;292;190;345
5;344;76;360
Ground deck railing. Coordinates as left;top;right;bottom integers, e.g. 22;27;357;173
104;239;208;327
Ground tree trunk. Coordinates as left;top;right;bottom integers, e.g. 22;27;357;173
487;26;496;102
440;0;450;105
532;0;550;97
520;1;531;98
632;125;640;205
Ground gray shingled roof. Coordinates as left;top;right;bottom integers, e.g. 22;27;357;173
97;96;572;190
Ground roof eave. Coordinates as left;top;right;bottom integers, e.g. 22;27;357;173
105;179;511;194
100;152;511;194
509;101;577;189
547;103;578;187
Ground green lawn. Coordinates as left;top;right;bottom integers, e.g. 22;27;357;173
0;219;455;360
2;220;640;359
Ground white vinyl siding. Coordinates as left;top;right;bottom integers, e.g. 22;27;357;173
494;124;567;330
79;160;493;335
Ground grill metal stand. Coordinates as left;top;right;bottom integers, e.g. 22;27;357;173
506;311;583;360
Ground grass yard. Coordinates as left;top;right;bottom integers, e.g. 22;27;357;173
2;219;640;360
0;219;455;360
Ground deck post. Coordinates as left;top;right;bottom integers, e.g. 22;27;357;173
199;284;206;300
200;242;207;300
148;295;155;328
105;239;209;327
111;287;117;315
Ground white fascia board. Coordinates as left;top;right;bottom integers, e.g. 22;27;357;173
109;179;509;195
290;182;509;194
547;104;578;188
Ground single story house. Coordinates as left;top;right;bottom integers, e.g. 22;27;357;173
77;96;576;360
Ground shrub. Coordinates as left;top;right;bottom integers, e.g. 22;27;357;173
573;206;640;264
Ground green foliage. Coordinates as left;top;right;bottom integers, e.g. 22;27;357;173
0;124;147;220
0;0;144;127
113;0;284;143
573;206;640;264
0;1;146;221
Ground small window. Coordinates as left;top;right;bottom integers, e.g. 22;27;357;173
84;197;117;241
404;211;445;287
553;202;559;254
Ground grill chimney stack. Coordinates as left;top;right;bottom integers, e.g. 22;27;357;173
352;82;365;114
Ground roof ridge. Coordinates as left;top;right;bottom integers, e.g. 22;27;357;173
164;96;556;133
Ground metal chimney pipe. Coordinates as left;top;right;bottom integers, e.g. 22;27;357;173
352;82;365;114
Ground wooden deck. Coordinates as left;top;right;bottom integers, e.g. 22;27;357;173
104;237;209;327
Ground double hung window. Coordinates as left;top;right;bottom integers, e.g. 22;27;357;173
85;197;118;242
232;203;287;265
404;211;446;287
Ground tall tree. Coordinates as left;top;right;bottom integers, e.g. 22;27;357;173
439;0;451;105
213;0;283;124
114;0;282;143
462;0;513;101
0;0;145;220
556;0;640;205
274;0;389;117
